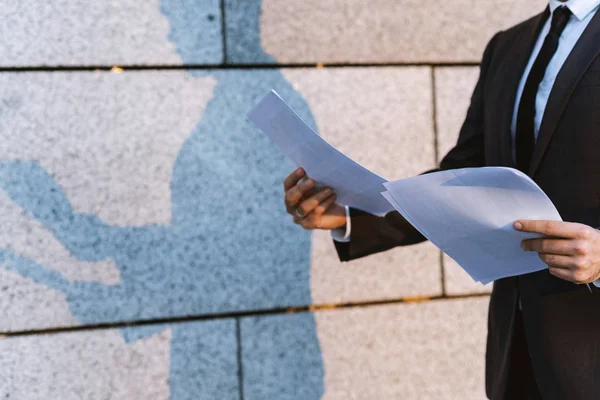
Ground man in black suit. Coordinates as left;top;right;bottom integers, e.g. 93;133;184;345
283;1;600;398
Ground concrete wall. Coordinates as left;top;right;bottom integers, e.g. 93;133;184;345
0;0;546;399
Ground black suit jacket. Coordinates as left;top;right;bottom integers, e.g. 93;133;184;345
335;8;600;400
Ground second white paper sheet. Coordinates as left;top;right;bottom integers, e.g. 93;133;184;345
383;167;562;284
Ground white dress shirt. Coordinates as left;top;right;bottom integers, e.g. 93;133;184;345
332;0;600;286
330;205;351;242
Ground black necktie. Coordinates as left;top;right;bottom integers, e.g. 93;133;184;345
515;6;572;173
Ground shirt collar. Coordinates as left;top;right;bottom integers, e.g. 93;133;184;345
549;0;600;21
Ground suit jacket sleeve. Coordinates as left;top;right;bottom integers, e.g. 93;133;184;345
335;32;501;262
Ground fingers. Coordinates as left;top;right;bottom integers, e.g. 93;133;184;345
537;253;575;269
548;263;596;284
514;220;590;239
312;193;337;216
291;190;337;230
283;168;306;192
548;266;577;282
521;238;588;256
284;177;315;212
296;188;333;218
283;169;339;230
517;221;600;284
538;253;596;284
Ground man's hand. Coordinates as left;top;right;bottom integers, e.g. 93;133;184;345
283;168;347;230
516;220;600;284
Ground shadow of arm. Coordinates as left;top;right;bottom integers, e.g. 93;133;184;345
0;161;116;261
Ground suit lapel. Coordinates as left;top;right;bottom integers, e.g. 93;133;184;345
494;10;549;168
529;8;600;177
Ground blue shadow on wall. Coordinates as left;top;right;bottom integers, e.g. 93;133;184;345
0;0;325;398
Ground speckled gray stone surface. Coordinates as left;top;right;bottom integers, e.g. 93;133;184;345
241;313;324;400
0;319;239;400
282;68;435;181
315;298;490;400
0;67;441;333
434;67;481;159
434;67;492;295
0;0;222;66
0;267;77;332
443;254;492;295
225;0;273;63
311;231;442;303
228;0;547;64
0;69;324;330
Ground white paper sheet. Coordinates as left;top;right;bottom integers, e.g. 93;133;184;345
383;167;562;284
248;90;393;215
